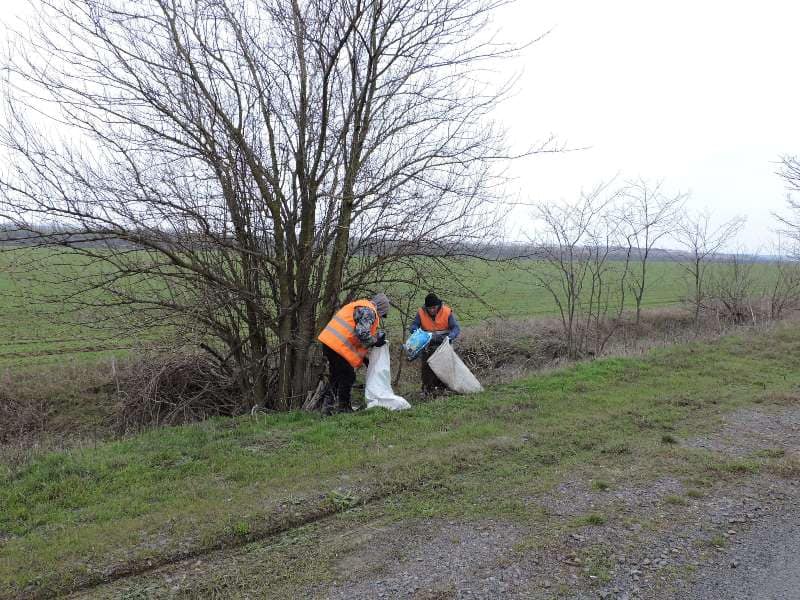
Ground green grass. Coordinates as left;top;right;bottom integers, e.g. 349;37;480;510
576;513;607;527
2;323;800;598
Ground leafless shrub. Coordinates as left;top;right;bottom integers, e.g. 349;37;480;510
706;252;758;324
527;181;629;358
114;353;246;433
768;257;800;319
672;210;746;325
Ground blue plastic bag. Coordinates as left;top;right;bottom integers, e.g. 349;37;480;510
403;329;432;361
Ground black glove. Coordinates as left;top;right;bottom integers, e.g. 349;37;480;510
431;333;445;344
374;331;387;347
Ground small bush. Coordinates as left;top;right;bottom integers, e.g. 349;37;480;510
231;521;251;537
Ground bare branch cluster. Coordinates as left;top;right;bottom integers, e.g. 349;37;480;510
672;210;746;324
774;155;800;248
527;178;686;357
528;181;629;358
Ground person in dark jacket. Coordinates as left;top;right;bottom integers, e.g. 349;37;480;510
318;293;389;414
409;292;461;396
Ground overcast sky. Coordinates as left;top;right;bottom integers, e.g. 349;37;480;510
1;1;798;251
494;0;800;250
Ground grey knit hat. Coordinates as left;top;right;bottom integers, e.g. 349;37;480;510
372;293;390;317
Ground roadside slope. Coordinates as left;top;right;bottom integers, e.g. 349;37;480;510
3;324;800;599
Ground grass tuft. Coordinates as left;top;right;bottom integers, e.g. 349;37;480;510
577;513;607;527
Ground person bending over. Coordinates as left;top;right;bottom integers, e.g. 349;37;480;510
318;293;389;414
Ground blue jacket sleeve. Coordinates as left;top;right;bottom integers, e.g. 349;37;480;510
409;311;421;333
447;312;460;341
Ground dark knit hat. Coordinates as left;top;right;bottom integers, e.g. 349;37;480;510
372;293;390;317
424;293;442;308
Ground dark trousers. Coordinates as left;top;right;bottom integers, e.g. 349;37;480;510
421;341;445;392
323;344;356;410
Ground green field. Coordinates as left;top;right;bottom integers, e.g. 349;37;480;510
0;249;783;369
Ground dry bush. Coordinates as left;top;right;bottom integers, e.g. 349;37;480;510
0;392;47;444
114;352;247;433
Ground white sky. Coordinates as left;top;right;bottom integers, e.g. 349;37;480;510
2;0;799;251
494;0;800;250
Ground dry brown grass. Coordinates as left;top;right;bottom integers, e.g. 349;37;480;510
456;316;567;384
0;360;116;443
0;359;119;469
454;306;797;385
0;393;47;444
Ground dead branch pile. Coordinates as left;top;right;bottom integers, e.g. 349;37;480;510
114;353;245;433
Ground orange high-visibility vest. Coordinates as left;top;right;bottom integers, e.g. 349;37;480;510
318;300;380;368
418;304;452;334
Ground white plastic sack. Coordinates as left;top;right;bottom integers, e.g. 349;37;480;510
365;344;411;411
426;338;483;394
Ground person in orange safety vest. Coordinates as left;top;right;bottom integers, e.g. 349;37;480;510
408;292;461;397
318;293;390;414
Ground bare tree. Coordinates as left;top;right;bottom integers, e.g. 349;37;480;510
583;213;632;355
672;211;745;325
0;0;533;409
529;182;627;358
618;178;686;325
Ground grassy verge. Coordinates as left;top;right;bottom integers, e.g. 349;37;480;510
2;324;800;599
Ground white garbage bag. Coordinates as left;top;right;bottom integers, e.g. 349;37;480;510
426;338;483;394
365;344;411;411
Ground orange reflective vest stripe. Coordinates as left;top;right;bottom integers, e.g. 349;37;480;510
418;304;452;334
318;300;380;368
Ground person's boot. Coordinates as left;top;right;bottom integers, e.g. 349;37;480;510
321;389;338;416
335;397;356;414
